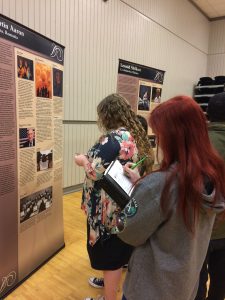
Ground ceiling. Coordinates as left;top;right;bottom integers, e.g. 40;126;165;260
190;0;225;20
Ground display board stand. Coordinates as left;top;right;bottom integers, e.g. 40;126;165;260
0;14;65;298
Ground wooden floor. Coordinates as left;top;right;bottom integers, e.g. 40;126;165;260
5;192;218;300
6;192;125;300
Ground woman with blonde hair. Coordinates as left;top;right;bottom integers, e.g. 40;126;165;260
75;93;154;300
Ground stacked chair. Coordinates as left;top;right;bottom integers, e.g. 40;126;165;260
194;76;225;114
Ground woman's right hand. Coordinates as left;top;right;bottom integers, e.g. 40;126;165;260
74;154;97;180
124;162;140;184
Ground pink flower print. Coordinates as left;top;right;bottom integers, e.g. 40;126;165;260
85;163;97;180
86;193;91;202
102;197;110;223
119;140;136;160
128;135;134;142
106;198;113;216
111;215;118;227
89;228;97;246
81;203;86;211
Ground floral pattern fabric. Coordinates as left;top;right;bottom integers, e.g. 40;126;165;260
82;128;139;246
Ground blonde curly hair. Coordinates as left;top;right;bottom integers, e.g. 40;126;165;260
97;93;154;172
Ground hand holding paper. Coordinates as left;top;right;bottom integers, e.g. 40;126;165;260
107;160;134;195
98;159;135;208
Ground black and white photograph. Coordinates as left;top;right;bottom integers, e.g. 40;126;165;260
37;150;53;171
151;87;162;103
20;187;53;223
138;84;151;111
149;135;156;148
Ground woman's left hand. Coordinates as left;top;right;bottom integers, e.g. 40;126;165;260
74;154;87;166
74;154;96;180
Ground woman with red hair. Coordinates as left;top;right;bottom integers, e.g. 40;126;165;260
118;95;225;300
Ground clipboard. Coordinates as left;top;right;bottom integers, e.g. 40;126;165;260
97;160;133;209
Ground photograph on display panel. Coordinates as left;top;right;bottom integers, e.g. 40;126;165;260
35;63;52;98
20;186;53;223
0;13;65;299
19;128;35;148
138;83;152;111
151;87;162;103
37;150;53;171
17;55;34;81
149;135;156;148
53;68;63;97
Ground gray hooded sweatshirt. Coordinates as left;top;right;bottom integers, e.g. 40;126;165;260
118;171;225;300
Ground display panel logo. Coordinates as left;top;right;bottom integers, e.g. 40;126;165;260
50;43;64;62
0;271;17;294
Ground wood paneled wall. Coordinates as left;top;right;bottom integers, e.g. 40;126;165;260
0;0;210;188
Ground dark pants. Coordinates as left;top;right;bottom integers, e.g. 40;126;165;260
122;296;127;300
195;238;225;300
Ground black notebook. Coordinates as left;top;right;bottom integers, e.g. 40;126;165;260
98;160;133;209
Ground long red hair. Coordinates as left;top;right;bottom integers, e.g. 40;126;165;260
149;95;225;232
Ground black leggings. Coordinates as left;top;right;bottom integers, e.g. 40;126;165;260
195;238;225;300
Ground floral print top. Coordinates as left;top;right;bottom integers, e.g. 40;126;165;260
82;128;139;246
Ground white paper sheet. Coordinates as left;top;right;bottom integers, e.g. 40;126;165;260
106;160;134;195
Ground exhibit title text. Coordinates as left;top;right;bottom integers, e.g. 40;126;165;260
120;63;141;72
0;21;25;37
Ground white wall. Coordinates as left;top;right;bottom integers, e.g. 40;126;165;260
207;19;225;77
0;0;210;188
122;0;209;53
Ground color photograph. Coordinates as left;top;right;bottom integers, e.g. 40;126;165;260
35;63;52;98
17;55;34;81
19;128;35;148
53;68;63;97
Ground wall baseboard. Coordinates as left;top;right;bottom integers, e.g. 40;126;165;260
63;184;83;194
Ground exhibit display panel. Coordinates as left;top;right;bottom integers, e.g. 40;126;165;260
0;14;65;298
117;59;165;156
117;59;165;135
